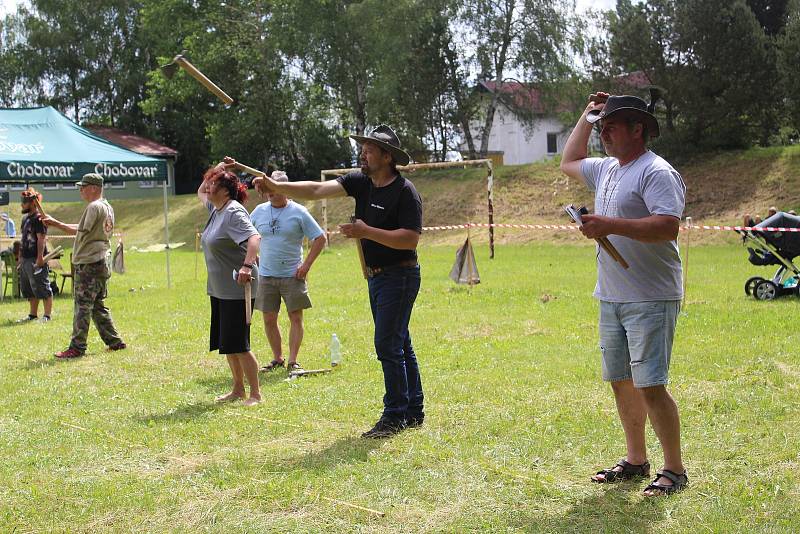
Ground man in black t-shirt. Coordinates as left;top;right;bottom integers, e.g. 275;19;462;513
18;189;53;322
250;124;424;438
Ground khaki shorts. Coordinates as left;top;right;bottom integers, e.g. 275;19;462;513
254;276;312;313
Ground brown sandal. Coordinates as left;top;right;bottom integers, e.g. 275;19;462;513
260;358;285;372
592;459;650;483
643;469;688;496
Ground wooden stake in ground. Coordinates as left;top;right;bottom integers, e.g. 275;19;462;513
683;216;692;307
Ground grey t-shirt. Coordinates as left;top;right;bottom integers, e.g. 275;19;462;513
581;150;686;302
201;200;259;299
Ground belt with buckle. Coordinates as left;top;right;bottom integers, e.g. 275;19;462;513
366;259;418;278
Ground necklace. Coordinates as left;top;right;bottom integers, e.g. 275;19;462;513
269;201;289;234
599;153;645;216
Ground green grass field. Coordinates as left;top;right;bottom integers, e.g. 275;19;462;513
1;241;798;533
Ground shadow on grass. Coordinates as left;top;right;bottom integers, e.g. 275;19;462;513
285;436;382;471
135;401;222;425
1;318;29;328
194;370;290;394
542;484;666;533
20;357;58;370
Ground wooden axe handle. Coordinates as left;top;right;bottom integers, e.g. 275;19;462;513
244;281;252;325
42;245;63;263
350;215;368;280
175;57;235;106
233;162;267;178
598;237;629;269
31;196;47;218
289;368;332;377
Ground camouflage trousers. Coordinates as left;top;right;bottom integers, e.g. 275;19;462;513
69;260;123;353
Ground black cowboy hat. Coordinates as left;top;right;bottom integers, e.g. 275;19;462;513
350;124;411;166
586;95;660;138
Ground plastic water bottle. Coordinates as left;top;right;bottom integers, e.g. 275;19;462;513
330;333;341;367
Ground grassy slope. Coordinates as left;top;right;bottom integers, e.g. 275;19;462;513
0;245;798;532
33;145;800;248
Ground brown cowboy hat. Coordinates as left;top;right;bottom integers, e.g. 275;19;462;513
586;95;660;138
350;124;411;166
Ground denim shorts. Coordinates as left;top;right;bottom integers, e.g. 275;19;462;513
599;300;680;388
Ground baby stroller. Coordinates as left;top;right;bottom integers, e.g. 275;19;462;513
738;212;800;300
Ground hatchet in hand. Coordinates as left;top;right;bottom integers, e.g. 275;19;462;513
232;269;253;325
565;204;629;269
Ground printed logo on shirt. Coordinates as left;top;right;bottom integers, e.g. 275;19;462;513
370;203;385;210
104;214;114;234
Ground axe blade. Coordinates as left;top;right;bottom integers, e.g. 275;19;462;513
160;51;188;80
160;62;180;80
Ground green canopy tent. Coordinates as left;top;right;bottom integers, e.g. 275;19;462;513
0;106;174;287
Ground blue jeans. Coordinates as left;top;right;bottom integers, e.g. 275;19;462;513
368;265;424;422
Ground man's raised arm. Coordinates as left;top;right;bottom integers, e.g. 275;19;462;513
560;93;607;181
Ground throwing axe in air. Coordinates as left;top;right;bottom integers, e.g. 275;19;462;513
160;52;236;106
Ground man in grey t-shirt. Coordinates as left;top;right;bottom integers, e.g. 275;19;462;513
561;93;687;497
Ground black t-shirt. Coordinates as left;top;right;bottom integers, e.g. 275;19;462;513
20;212;47;259
336;171;422;268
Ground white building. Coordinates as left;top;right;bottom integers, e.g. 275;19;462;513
460;81;601;165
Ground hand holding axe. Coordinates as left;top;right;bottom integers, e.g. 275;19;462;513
349;215;368;280
565;204;629;269
232;269;253;325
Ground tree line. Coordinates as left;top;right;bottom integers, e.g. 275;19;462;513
1;0;798;191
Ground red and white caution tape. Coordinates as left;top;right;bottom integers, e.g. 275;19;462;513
686;225;800;233
326;222;800;235
47;233;124;239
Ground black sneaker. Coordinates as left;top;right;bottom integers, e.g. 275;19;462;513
17;315;37;323
361;418;406;439
406;415;425;428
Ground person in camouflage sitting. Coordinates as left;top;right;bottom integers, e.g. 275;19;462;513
42;173;127;359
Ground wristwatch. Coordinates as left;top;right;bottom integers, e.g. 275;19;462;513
241;262;255;270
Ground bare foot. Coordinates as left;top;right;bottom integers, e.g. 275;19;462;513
215;392;245;403
242;397;262;407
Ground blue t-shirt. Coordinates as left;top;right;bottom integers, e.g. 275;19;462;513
250;200;324;277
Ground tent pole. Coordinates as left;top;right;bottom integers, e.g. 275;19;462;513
487;161;495;259
320;171;328;248
163;166;172;289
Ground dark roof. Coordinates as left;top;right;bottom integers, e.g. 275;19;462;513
478;72;653;113
478;81;547;112
612;71;653;90
84;125;178;158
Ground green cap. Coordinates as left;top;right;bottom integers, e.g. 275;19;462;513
75;173;104;187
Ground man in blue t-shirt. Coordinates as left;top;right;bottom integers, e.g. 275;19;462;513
561;92;687;497
250;171;326;373
249;124;424;439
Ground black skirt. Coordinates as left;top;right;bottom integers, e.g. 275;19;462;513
209;296;254;354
